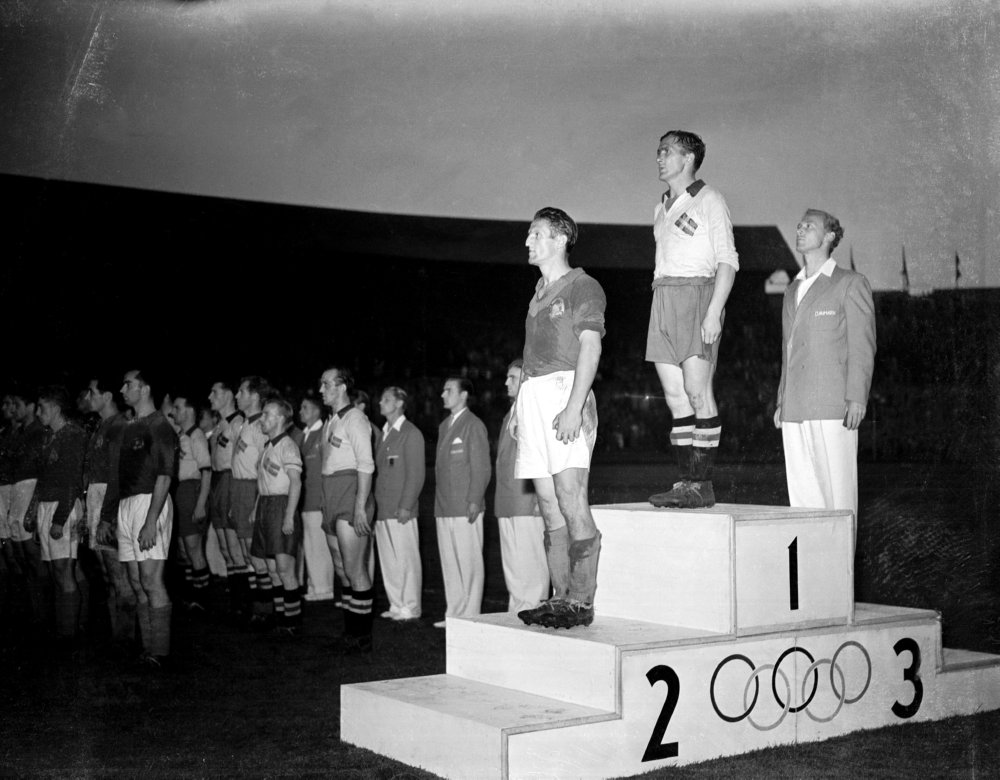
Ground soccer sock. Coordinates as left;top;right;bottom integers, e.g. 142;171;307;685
543;525;570;599
182;565;194;601
149;604;172;658
255;572;273;615
567;533;602;606
353;586;374;638
693;416;721;481
115;587;137;644
191;567;210;602
55;589;80;640
136;601;152;653
284;587;301;628
670;415;696;481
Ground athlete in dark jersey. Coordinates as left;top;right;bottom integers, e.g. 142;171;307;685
118;370;178;669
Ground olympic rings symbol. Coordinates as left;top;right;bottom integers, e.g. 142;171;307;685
710;641;872;730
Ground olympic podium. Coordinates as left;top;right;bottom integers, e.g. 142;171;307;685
341;504;1000;778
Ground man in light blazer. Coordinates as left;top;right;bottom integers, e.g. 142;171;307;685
774;209;876;523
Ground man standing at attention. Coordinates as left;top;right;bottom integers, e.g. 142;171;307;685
118;370;178;668
319;366;376;654
494;359;548;614
434;377;490;628
171;394;213;611
84;376;134;646
646;131;739;510
231;376;272;625
515;207;605;630
374;386;425;622
207;381;246;617
774;209;875;524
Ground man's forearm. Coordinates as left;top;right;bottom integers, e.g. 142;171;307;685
145;475;172;525
707;263;736;314
355;471;372;510
567;334;602;411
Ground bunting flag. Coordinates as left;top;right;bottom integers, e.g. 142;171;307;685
849;245;856;271
901;246;910;292
955;252;962;287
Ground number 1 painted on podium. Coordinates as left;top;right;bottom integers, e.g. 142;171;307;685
788;537;799;611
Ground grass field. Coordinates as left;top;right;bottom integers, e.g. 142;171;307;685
1;459;997;778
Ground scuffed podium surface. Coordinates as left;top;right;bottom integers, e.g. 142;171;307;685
341;503;1000;779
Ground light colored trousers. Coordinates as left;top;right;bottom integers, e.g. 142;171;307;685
782;419;859;521
498;515;549;613
375;517;423;618
436;513;484;618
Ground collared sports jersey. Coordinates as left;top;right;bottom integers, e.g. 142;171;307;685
258;432;302;496
85;412;127;486
653;179;739;279
37;421;87;527
9;419;47;484
231;411;267;480
522;267;606;378
320;406;374;476
210;410;244;472
178;425;212;481
118;411;178;498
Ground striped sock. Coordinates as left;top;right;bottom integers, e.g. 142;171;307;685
191;567;210;598
351;587;374;637
284;587;302;628
256;572;273;615
693;416;721;480
670;415;696;480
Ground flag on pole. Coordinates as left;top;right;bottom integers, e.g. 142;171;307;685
849;245;856;271
901;246;910;292
955;252;961;287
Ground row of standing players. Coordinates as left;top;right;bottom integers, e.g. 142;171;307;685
0;129;879;665
0;363;558;665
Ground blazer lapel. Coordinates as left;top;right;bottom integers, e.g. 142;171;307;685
791;273;833;331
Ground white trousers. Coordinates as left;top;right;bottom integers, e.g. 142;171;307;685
435;514;484;618
782;420;859;519
301;509;334;598
498;515;549;613
375;517;423;618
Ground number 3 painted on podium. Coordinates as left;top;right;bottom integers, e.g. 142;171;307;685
642;665;680;762
891;637;923;719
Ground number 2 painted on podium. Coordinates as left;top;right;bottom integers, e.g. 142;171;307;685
642;665;680;762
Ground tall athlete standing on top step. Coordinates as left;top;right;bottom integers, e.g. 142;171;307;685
646;131;739;510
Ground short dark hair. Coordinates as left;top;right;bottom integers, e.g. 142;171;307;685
660;130;706;171
351;388;371;410
7;383;36;406
129;369;162;407
507;358;524;372
90;375;123;409
324;366;355;394
532;207;578;254
38;385;72;415
240;375;272;403
446;376;475;398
